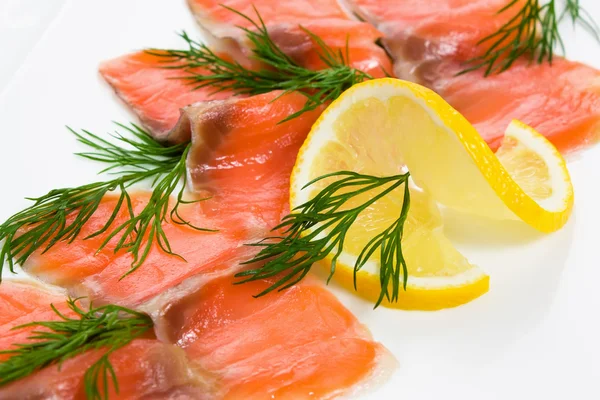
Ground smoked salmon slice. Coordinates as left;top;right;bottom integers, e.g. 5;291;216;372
0;280;72;361
341;0;525;64
22;193;252;307
23;92;324;307
156;274;392;399
99;51;231;142
0;281;203;399
186;0;392;77
342;0;600;153
430;58;600;152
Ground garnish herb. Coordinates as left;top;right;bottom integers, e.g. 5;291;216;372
0;124;211;281
236;171;411;308
147;6;373;122
463;0;600;75
0;298;153;400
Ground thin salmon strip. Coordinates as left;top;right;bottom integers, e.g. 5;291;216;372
0;280;72;361
188;0;349;22
341;0;524;64
0;281;203;399
186;0;392;77
343;0;600;153
157;274;392;399
182;91;327;220
431;58;600;151
23;193;252;307
1;340;203;400
99;51;231;142
23;92;324;307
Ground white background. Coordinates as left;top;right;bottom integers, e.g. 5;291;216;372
1;1;599;399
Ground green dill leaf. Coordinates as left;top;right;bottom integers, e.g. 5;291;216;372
462;0;600;76
236;171;411;308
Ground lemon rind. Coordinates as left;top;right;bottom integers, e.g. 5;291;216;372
331;263;490;311
503;120;574;214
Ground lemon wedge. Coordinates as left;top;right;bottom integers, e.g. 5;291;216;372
290;78;573;310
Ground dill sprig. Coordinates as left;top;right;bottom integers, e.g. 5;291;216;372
0;298;153;400
0;124;211;281
463;0;600;76
147;6;373;122
236;171;411;308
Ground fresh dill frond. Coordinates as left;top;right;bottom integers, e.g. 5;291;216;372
147;6;372;122
0;298;153;400
462;0;600;76
0;124;211;280
563;0;600;40
236;171;411;308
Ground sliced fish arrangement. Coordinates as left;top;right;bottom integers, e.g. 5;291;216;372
0;0;598;398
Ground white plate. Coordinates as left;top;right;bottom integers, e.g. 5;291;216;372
1;1;600;399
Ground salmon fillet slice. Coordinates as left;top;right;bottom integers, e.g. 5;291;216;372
186;0;392;77
23;193;253;307
99;51;232;142
341;0;524;63
343;0;600;153
0;280;72;361
156;274;393;399
0;281;203;399
430;58;600;152
23;92;324;307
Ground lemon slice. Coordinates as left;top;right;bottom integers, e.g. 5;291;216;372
495;120;572;219
290;78;573;310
